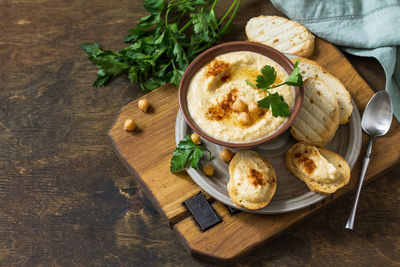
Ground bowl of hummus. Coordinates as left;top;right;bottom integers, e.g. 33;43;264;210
178;41;303;148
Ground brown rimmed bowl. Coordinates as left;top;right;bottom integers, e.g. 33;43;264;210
178;41;303;148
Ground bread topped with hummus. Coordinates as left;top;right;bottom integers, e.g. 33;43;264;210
245;16;315;57
228;150;277;209
186;51;294;143
285;142;350;194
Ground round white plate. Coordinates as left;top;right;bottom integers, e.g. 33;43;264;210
175;99;361;214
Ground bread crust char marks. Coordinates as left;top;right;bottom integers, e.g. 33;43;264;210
291;57;353;124
245;16;315;57
290;77;340;146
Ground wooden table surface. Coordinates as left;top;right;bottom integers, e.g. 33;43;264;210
1;0;399;266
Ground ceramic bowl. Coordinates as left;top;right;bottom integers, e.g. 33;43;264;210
178;41;303;148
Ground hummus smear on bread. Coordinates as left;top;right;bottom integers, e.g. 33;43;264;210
286;142;351;194
228;150;277;209
187;51;294;142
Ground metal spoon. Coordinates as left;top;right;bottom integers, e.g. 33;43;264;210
345;90;393;230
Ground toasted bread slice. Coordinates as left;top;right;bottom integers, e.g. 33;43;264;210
285;142;350;194
245;16;315;57
228;150;277;210
290;77;340;146
292;57;353;124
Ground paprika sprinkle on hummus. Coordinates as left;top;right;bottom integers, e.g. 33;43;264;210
206;89;237;121
206;59;229;77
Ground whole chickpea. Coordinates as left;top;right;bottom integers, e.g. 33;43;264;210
236;112;250;125
249;102;264;117
124;119;136;131
232;99;247;112
220;149;234;162
138;99;149;112
191;133;201;145
202;164;215;176
248;102;259;113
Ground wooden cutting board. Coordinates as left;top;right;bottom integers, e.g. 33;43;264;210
108;38;400;264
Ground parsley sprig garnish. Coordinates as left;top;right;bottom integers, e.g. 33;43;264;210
81;0;241;91
245;59;303;117
170;135;212;173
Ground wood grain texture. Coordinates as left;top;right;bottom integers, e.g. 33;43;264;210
1;0;399;266
108;84;200;224
109;36;400;262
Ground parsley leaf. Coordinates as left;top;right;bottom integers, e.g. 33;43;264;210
191;13;208;36
257;65;277;89
170;64;184;87
188;148;204;169
143;0;165;15
284;59;303;87
170;148;192;173
82;0;242;90
80;43;103;57
90;55;130;76
170;135;212;173
245;59;303;117
93;73;111;87
258;92;290;117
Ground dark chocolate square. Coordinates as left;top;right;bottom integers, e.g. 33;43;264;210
183;192;222;232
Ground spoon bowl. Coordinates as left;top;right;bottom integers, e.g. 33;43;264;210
361;91;393;137
345;90;393;230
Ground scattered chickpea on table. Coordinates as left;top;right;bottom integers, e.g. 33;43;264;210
123;99;151;132
138;99;149;112
124;119;136;131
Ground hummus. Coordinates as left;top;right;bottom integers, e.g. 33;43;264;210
231;155;273;203
187;51;294;142
293;145;338;184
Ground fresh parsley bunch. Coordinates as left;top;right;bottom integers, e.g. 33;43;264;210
170;135;212;173
246;59;303;117
81;0;241;91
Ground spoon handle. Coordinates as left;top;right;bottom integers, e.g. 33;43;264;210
345;137;373;230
